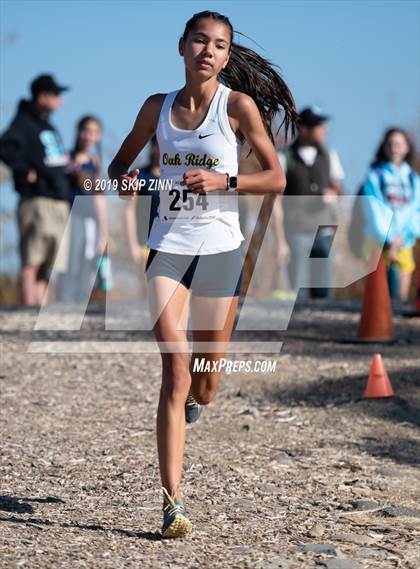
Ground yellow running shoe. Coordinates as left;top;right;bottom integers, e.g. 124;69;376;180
160;487;193;539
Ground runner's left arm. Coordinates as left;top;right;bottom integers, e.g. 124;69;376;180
183;92;285;195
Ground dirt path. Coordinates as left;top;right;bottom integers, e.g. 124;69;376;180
1;301;419;568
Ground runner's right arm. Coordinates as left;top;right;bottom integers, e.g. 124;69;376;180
124;199;145;263
108;94;165;196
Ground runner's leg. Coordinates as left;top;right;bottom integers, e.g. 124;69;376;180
189;295;239;404
148;275;191;500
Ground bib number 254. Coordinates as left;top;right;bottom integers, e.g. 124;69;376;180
169;189;209;212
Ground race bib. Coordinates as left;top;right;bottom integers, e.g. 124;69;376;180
158;175;221;224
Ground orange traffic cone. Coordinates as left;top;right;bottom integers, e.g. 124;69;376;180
364;354;394;398
357;251;394;341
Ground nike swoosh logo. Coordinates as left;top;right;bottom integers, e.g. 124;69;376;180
198;133;215;139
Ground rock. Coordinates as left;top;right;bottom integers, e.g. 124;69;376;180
241;407;260;420
308;523;326;538
300;543;337;555
249;559;290;569
337;502;354;511
345;458;363;472
268;560;290;569
260;483;281;495
351;487;373;497
272;452;293;466
351;499;380;511
375;466;405;477
231;498;256;512
317;560;361;569
381;505;420;518
123;530;138;538
230;546;255;554
356;547;387;559
334;533;376;546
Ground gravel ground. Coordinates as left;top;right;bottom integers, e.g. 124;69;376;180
1;300;419;569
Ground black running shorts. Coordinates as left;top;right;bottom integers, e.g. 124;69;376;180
145;246;243;297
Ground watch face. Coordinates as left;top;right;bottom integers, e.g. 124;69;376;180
229;176;237;189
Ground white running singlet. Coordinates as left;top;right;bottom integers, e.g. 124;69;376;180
147;82;245;255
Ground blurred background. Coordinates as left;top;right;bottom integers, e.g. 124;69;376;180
1;0;419;305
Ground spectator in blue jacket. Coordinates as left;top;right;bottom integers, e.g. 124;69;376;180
361;127;419;300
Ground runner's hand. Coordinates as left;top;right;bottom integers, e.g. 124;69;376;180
181;169;227;193
118;169;140;200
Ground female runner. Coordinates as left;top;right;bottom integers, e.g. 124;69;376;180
109;10;299;538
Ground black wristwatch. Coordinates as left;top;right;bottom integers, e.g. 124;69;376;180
226;175;238;192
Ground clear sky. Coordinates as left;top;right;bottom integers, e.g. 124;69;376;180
1;0;419;193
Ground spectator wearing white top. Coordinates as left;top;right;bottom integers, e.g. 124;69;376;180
273;106;345;299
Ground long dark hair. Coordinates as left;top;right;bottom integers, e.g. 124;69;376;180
181;10;299;144
73;115;102;162
373;127;417;169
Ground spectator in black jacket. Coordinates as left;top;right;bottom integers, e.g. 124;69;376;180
0;74;71;306
274;106;345;300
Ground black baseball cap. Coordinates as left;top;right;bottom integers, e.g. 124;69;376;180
299;106;330;128
30;74;69;97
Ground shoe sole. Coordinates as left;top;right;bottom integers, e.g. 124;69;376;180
185;405;203;424
161;514;193;538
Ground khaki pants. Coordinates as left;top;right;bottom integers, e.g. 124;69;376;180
17;197;70;274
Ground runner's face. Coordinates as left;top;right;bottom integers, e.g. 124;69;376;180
180;19;231;78
384;132;409;165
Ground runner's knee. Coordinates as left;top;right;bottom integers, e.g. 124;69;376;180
161;354;190;400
